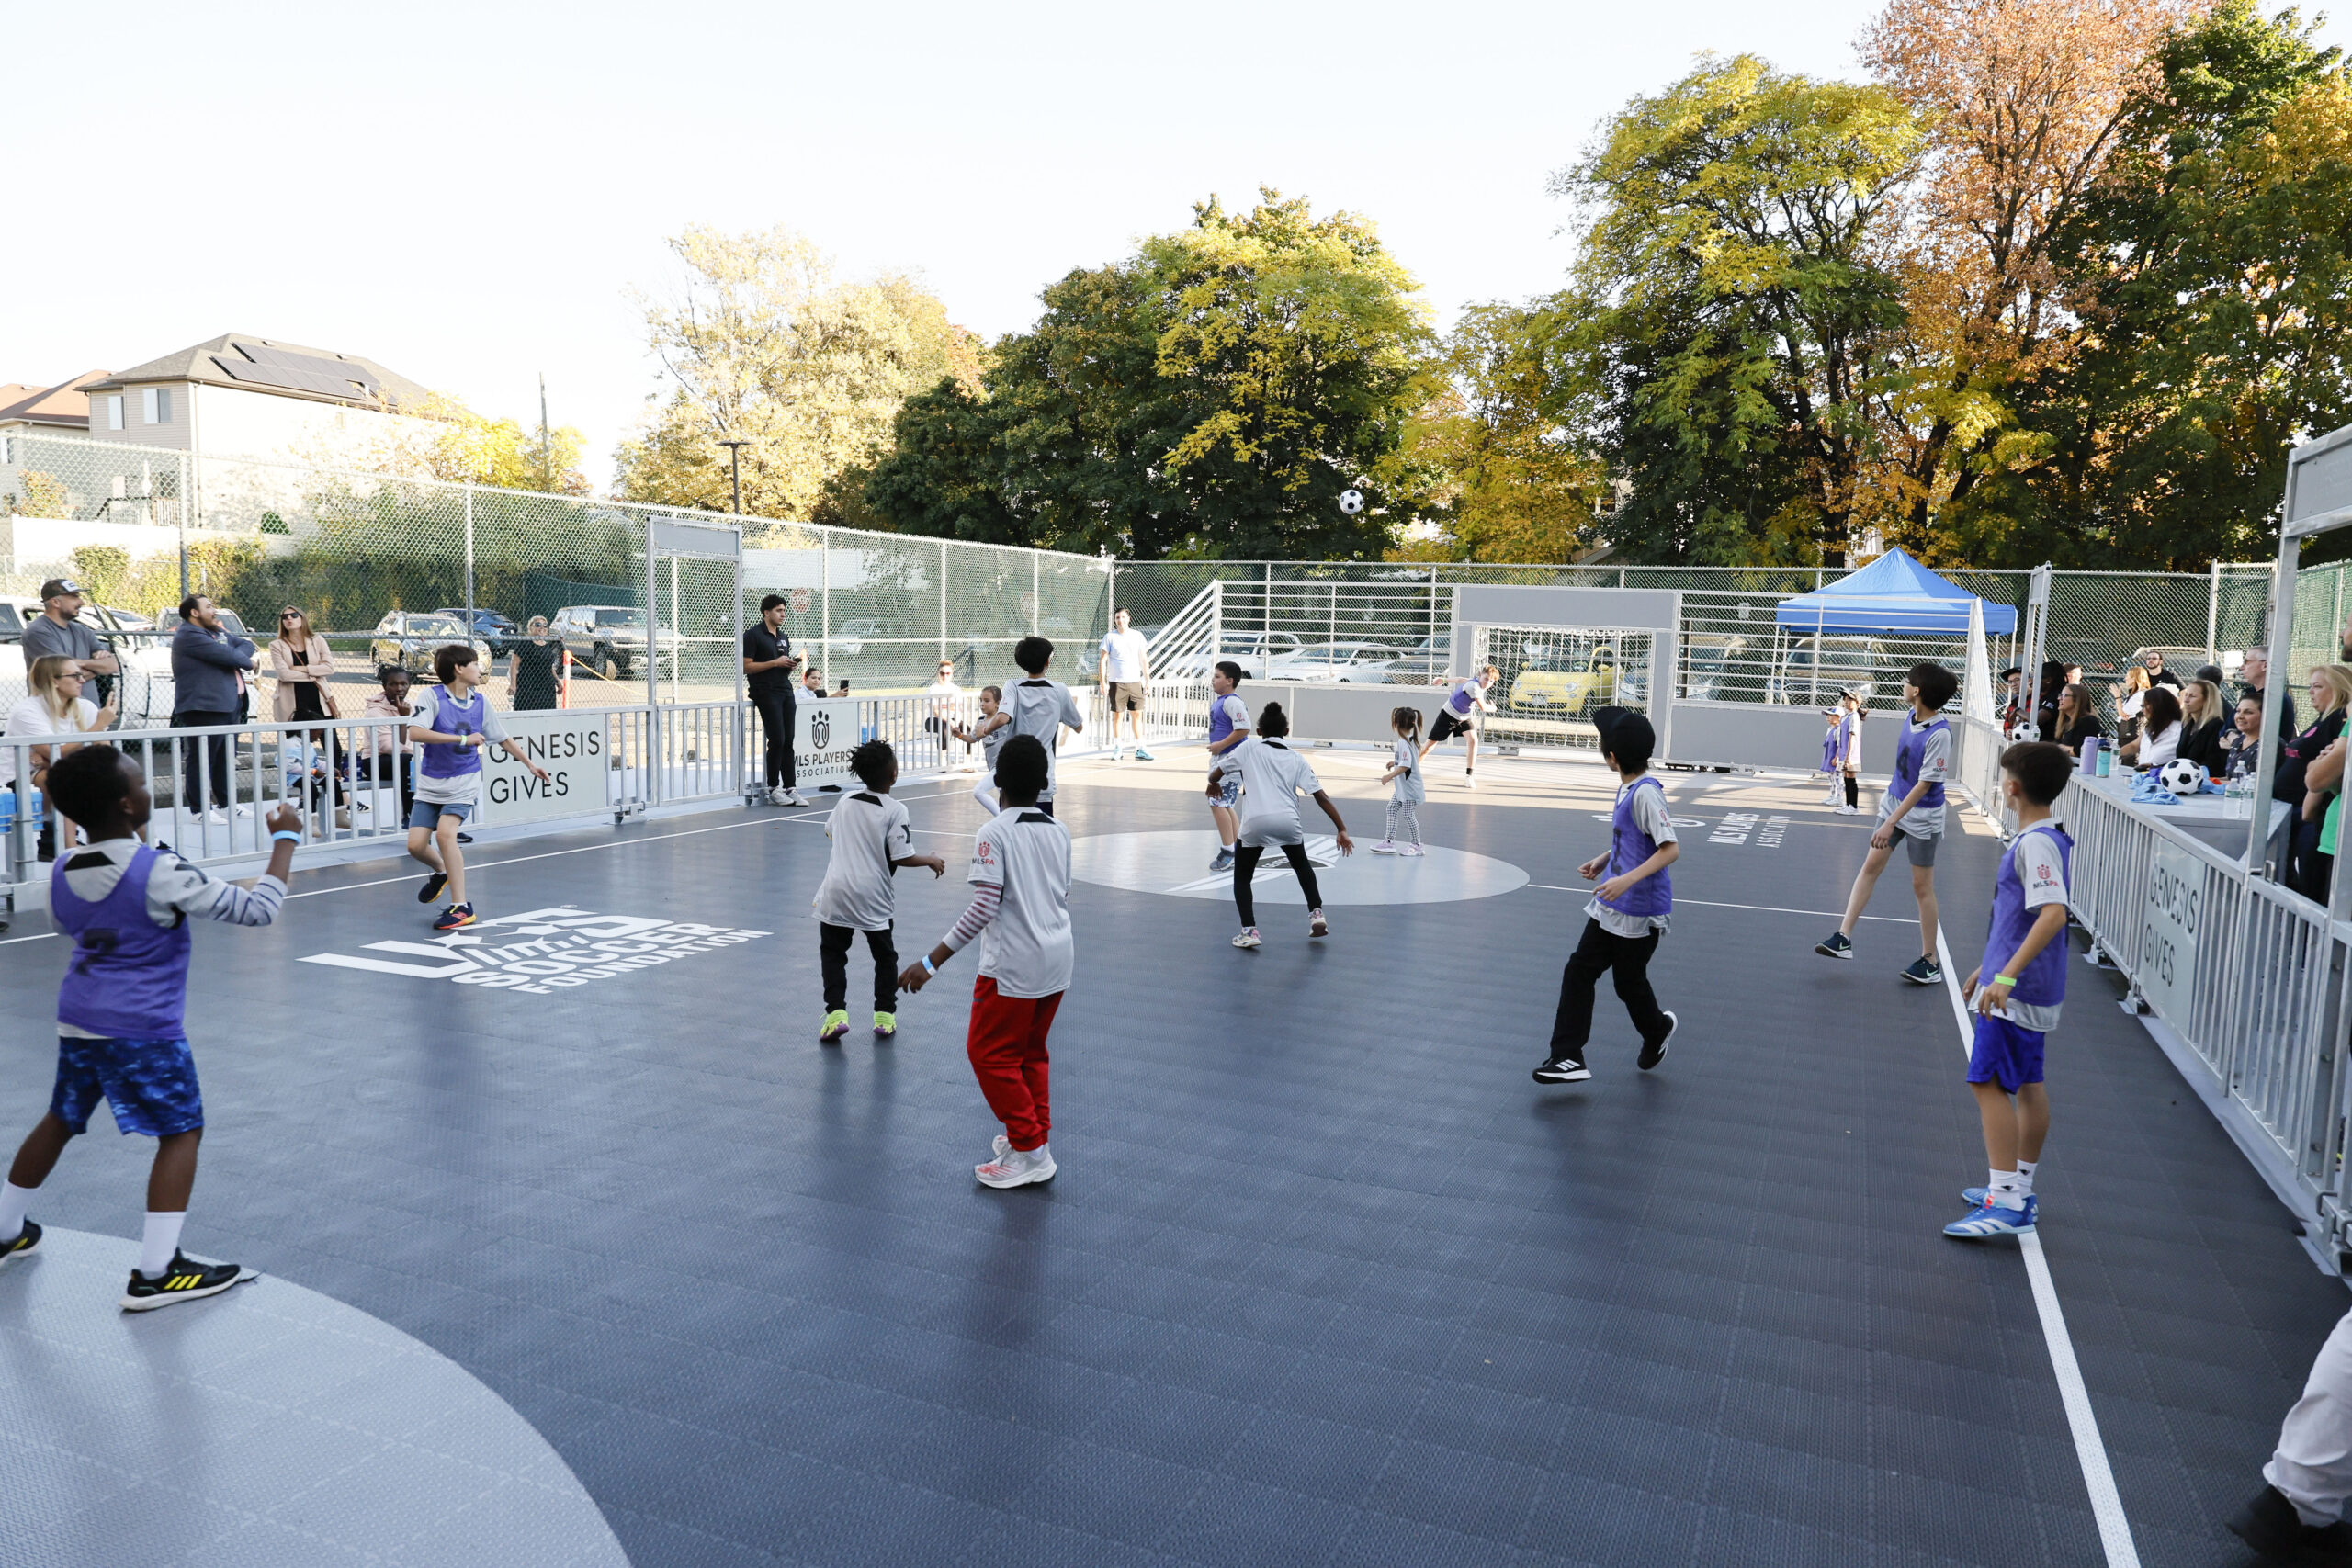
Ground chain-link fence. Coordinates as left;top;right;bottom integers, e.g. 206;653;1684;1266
0;432;1112;722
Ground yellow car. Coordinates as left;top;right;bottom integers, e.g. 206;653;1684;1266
1509;646;1624;716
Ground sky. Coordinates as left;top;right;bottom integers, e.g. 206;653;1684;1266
8;1;2347;491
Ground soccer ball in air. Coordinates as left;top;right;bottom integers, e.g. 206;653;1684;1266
2158;757;2205;795
1338;488;1365;515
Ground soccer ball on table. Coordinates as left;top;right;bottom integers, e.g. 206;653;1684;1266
1338;488;1365;515
2158;757;2205;795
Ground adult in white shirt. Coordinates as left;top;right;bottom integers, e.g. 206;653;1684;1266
2121;683;2183;769
1097;609;1154;762
4;656;113;850
923;660;970;770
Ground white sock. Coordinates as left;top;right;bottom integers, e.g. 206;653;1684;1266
1988;1169;2025;1211
0;1180;34;1241
140;1211;187;1278
2016;1159;2038;1195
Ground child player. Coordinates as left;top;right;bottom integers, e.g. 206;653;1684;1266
951;684;1011;815
1944;741;2075;1238
1423;664;1499;788
813;739;945;1043
1005;636;1084;819
407;643;550;931
1534;707;1679;1084
899;735;1072;1190
1204;661;1251;872
1815;660;1958;984
0;745;300;1309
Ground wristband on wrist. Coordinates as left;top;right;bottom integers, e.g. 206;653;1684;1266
271;829;303;844
921;955;936;976
1994;974;2018;987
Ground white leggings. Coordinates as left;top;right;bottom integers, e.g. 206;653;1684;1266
971;777;999;815
1385;799;1421;846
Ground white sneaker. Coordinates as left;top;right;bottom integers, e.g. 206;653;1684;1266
1232;928;1261;949
777;789;807;807
1400;843;1426;857
1371;840;1397;854
204;809;231;826
233;804;254;818
1135;747;1155;761
1462;774;1477;790
977;1144;1056;1189
1309;908;1329;939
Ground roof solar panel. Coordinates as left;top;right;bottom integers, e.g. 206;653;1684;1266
213;344;381;404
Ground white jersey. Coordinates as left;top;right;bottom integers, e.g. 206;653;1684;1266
1389;735;1424;804
813;791;913;931
1231;735;1323;846
969;807;1073;998
976;713;1011;769
1007;678;1084;800
1098;628;1148;682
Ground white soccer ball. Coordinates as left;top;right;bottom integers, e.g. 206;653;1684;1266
1338;488;1365;515
2011;721;2040;741
2159;757;2205;795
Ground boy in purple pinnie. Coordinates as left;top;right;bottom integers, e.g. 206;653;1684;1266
0;744;302;1310
1534;708;1680;1084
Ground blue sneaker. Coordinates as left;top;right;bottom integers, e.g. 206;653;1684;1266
1944;1198;2036;1237
1209;847;1236;873
1962;1188;2041;1221
1135;747;1155;761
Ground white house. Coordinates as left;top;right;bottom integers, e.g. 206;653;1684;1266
82;335;446;468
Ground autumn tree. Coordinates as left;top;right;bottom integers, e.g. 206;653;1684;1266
616;225;978;519
1860;0;2206;553
1564;55;1921;565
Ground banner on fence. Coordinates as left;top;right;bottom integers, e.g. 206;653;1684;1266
480;711;610;825
795;698;861;792
2141;840;2205;1021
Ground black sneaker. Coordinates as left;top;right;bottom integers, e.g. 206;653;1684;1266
2228;1483;2352;1565
1532;1056;1591;1084
417;870;447;904
120;1250;257;1312
1901;955;1942;986
0;1216;40;1268
1639;1012;1677;1071
1815;931;1853;959
434;902;477;931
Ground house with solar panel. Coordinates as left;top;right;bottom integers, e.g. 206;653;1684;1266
81;335;443;466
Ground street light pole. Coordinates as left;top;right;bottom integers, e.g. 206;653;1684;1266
718;439;750;516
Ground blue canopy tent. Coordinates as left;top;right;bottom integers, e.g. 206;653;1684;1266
1772;547;2017;636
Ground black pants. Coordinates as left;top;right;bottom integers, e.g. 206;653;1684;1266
2292;818;2334;903
820;921;897;1014
1843;773;1859;808
752;688;796;789
356;751;415;821
1548;918;1668;1062
173;710;238;810
1233;840;1322;926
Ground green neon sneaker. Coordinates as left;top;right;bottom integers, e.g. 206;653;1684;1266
873;1011;897;1038
819;1010;850;1043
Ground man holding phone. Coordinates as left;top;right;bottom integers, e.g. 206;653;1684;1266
743;594;804;807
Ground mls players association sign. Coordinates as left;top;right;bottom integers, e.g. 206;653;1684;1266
300;907;772;994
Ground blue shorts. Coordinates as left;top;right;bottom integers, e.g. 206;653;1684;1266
51;1035;204;1137
408;798;475;830
1211;773;1240;809
1966;1014;2046;1093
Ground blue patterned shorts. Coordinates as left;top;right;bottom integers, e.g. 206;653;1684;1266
51;1035;205;1137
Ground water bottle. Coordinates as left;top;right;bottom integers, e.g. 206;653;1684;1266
2096;747;2112;778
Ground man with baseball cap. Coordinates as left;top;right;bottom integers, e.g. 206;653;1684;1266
20;580;119;694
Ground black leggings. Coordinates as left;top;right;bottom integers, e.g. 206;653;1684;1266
1233;841;1323;926
820;921;897;1014
1844;773;1859;808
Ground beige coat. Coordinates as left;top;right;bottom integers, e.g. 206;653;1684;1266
268;634;339;721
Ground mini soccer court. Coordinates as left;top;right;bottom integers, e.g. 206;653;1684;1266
1;749;2340;1568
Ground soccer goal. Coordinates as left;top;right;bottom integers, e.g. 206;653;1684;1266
1466;625;1657;751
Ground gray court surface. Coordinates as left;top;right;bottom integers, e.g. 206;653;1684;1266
0;749;2340;1566
2;1226;626;1567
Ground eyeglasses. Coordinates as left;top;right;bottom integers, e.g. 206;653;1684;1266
280;613;299;621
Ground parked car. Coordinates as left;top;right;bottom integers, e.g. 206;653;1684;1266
1284;641;1408;684
1769;635;1893;706
368;612;494;679
0;595;176;726
434;608;521;656
1510;645;1630;716
1385;634;1453;685
1160;630;1309;682
549;604;680;680
1679;634;1753;702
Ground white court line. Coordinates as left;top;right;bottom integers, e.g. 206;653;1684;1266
1934;923;2141;1568
1523;886;1914;925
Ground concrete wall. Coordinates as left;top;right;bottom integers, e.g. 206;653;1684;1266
1668;699;1900;773
1231;680;1435;748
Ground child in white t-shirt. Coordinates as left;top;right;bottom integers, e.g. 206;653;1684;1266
1374;705;1426;855
952;684;1011;815
898;734;1073;1190
815;739;945;1043
1206;701;1353;948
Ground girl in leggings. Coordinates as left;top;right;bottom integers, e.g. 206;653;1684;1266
1206;701;1353;948
953;684;1011;815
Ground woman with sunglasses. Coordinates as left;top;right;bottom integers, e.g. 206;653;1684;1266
267;606;348;829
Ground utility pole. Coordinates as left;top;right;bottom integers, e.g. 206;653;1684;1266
538;373;552;491
718;439;750;516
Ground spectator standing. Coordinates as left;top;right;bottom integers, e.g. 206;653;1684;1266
742;595;803;807
2302;731;2344;906
19;580;119;712
923;660;966;768
2140;649;2183;690
169;595;256;822
2177;678;2230;778
4;658;112;850
2051;684;2104;758
506;617;561;712
356;666;418;822
2114;665;2152;750
1096;609;1154;761
2285;666;2352;898
268;607;348;830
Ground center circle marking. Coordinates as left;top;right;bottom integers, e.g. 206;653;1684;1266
1069;829;1529;906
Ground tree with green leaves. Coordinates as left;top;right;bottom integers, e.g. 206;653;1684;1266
1564;56;1922;566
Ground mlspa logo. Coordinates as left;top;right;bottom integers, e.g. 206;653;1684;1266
299;907;772;994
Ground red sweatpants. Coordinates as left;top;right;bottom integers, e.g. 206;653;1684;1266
966;976;1062;1152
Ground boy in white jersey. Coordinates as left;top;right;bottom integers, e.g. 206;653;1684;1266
900;735;1073;1189
1005;636;1084;818
814;740;944;1043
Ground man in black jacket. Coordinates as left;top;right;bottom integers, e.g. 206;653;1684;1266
168;596;256;818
